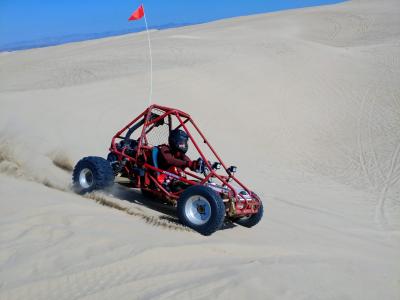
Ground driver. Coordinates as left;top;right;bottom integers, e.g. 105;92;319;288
158;129;199;172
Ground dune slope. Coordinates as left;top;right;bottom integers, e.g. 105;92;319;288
0;0;399;299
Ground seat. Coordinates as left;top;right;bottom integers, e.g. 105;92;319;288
151;147;167;184
151;147;159;169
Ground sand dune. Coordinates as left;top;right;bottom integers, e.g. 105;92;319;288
1;0;399;299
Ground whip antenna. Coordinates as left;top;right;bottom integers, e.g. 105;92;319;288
128;4;153;105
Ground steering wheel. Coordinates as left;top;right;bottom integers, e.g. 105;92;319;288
196;158;210;175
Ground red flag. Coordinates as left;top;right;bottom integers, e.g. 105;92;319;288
128;4;144;21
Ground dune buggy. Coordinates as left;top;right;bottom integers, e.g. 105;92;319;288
72;104;263;235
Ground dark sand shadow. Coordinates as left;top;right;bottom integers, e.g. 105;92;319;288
110;184;238;231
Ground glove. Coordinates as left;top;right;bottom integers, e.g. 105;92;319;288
188;159;200;172
188;157;204;173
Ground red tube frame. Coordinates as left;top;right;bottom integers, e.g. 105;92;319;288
109;104;261;216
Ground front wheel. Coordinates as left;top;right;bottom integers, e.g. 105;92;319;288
177;186;225;236
234;201;263;228
72;156;114;194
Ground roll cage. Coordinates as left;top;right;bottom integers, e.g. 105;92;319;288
109;104;260;216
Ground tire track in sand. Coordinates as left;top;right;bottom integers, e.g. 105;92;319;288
366;46;400;228
0;140;191;233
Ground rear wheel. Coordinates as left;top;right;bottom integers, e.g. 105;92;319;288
107;152;120;175
177;186;225;235
72;156;114;194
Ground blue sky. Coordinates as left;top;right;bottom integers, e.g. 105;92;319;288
0;0;345;51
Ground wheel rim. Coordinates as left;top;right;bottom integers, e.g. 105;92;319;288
79;168;94;189
185;196;212;225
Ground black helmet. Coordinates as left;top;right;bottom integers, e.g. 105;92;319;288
169;129;189;154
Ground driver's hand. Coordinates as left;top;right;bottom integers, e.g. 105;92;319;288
188;159;199;172
188;158;203;173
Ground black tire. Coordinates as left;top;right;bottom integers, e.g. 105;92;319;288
177;185;225;236
107;152;120;175
72;156;114;194
234;201;264;228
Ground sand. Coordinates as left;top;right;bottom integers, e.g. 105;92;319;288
0;0;399;299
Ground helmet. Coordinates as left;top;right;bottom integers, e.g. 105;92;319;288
168;129;189;154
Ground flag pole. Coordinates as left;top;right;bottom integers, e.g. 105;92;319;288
143;5;153;105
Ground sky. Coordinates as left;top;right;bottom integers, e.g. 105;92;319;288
0;0;345;51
